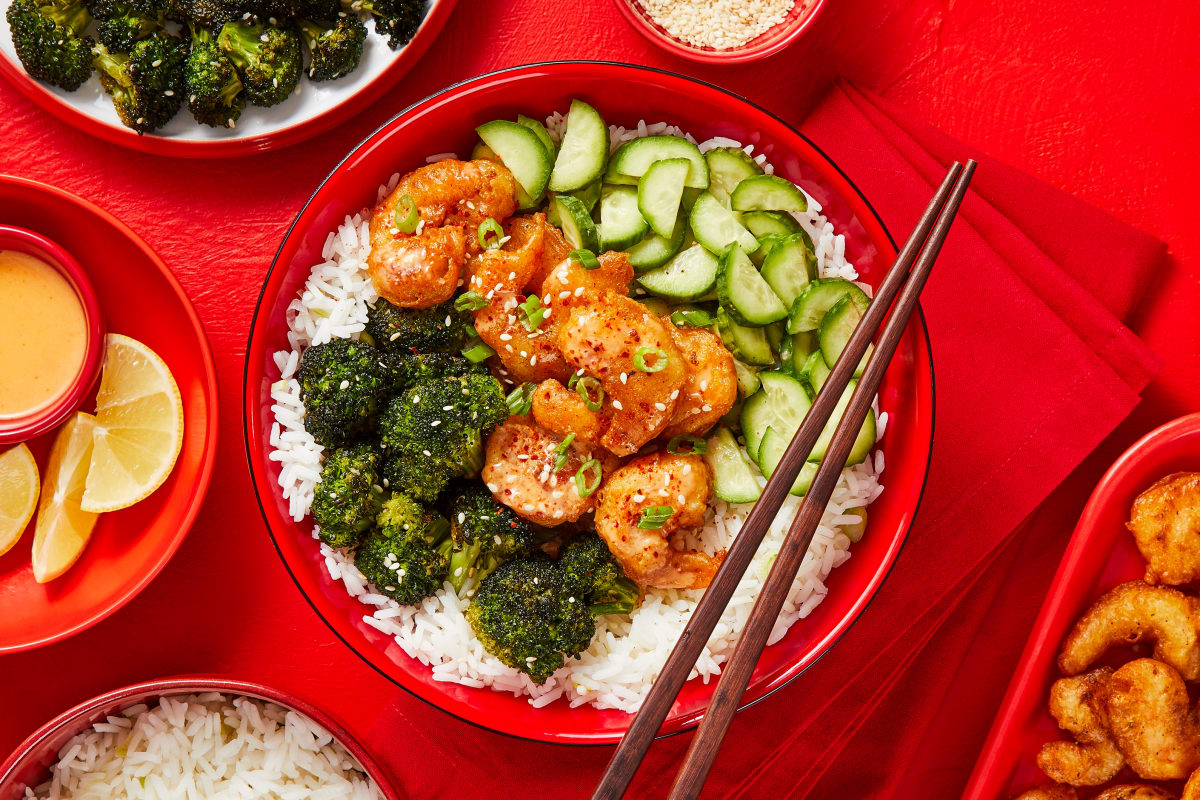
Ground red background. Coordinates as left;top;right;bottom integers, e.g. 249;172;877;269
2;1;1198;797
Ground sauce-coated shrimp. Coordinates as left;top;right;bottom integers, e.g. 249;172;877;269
659;323;738;440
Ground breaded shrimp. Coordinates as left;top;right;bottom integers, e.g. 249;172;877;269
1012;787;1079;800
594;452;721;589
537;250;634;309
531;379;608;445
659;323;738;440
1037;668;1124;786
1095;786;1177;800
527;221;573;290
1127;472;1200;586
1058;581;1200;681
558;290;687;456
467;214;547;296
1106;658;1200;780
1184;765;1200;800
473;291;573;385
367;225;466;309
386;158;517;235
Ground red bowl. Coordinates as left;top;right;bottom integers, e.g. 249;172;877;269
612;0;827;64
0;225;104;444
0;676;401;800
964;413;1200;798
243;61;934;744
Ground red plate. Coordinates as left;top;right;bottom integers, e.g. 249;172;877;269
0;176;218;652
243;62;934;744
964;413;1200;798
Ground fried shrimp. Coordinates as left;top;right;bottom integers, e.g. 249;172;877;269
1128;472;1200;586
1037;668;1125;786
594;452;721;589
467;214;546;296
1106;658;1200;780
1013;787;1079;800
472;291;573;385
531;379;607;445
1184;765;1200;800
659;323;738;440
527;221;573;289
1094;786;1178;800
1058;581;1200;681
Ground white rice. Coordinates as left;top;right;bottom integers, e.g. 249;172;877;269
24;694;383;800
267;116;884;712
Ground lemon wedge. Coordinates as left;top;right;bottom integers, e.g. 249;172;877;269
0;443;39;557
32;413;100;583
80;334;184;514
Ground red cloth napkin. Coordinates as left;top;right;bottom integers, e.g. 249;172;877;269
363;81;1167;799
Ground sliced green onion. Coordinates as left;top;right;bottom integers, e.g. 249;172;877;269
464;323;478;338
569;248;600;270
553;433;576;472
667;435;707;456
454;290;489;312
567;372;581;390
519;294;547;332
670;308;715;329
637;506;674;530
506;383;535;416
633;346;668;373
575;376;604;412
392;194;418;234
462;342;495;363
575;459;603;497
478;218;504;250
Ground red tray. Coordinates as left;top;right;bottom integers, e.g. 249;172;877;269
964;413;1200;799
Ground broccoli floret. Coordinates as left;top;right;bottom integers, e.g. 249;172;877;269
355;493;452;605
294;0;339;17
6;0;94;91
312;441;385;549
165;0;238;30
183;23;244;127
298;337;388;448
87;0;165;52
446;483;536;593
377;373;507;501
217;17;300;106
92;36;187;134
559;533;642;616
365;298;473;356
238;0;292;21
381;352;485;394
342;0;423;49
298;15;365;81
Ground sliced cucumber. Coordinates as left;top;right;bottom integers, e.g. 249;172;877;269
749;233;788;267
574;179;602;212
705;426;762;504
553;194;599;251
471;140;498;161
717;246;788;327
626;222;686;273
637;244;718;300
789;331;818;374
808;380;876;465
740;210;801;238
637;158;689;238
610;136;709;189
597;185;649;251
716;307;774;366
765;321;786;352
731;174;808;213
740;371;811;461
517;114;556;159
757;428;818;496
819;295;873;377
690;192;759;255
732;359;761;398
603;160;639;186
548;99;609;192
797;349;830;396
786;278;870;334
682;187;702;211
705;147;763;205
761;233;817;309
476;120;553;202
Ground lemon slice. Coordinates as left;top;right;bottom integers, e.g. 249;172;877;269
0;444;39;557
80;335;184;514
32;413;100;583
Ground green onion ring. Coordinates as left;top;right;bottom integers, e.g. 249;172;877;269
478;218;504;250
575;376;604;412
633;346;668;373
392;194;418;234
575;459;602;497
667;435;707;456
569;249;600;270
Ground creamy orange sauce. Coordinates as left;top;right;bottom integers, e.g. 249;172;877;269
0;250;87;417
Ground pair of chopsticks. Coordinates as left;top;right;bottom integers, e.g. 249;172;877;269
593;160;977;800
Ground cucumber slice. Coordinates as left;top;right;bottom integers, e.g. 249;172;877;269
553;194;599;251
740;371;811;461
705;426;762;504
517;114;556;159
765;321;786;352
731;174;808;213
573;180;602;212
705;147;763;205
808;380;876;465
717;246;787;327
819;295;873;377
733;359;761;398
637;158;689;238
476;120;552;202
789;331;818;374
786;278;870;334
471;140;498;162
716;307;774;366
610;136;709;189
626;223;686;273
690;192;759;255
749;233;788;267
603;160;639;186
637;244;718;301
598;185;649;251
682;187;702;211
797;349;830;396
548;99;609;192
740;210;801;238
760;233;817;309
757;428;818;496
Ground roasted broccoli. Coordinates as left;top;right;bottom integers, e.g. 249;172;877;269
446;483;536;593
343;0;423;49
6;0;94;91
312;441;385;549
217;17;300;106
355;493;452;605
559;533;641;616
381;352;485;394
92;35;187;134
293;0;339;17
365;298;473;356
183;23;243;127
165;0;238;31
297;16;365;81
86;0;165;52
377;373;507;501
298;337;387;448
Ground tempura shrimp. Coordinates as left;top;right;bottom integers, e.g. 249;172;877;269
1037;668;1125;786
1106;658;1200;780
659;323;738;440
467;214;547;296
1095;787;1177;800
1013;787;1079;800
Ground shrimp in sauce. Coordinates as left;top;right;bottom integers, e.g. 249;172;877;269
531;378;608;445
659;323;738;440
467;214;547;297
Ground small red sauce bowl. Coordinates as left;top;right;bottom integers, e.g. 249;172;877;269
0;225;104;445
0;676;402;800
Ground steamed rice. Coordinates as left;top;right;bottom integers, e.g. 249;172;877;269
266;116;885;712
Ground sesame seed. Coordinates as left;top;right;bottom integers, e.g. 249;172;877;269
339;380;350;390
612;400;624;410
486;482;499;492
422;449;432;457
654;402;667;411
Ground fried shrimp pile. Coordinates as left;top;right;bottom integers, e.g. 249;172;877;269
1128;472;1200;586
1037;668;1125;786
1106;659;1200;780
1013;787;1080;800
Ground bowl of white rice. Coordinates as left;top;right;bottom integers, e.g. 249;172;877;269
0;677;396;800
243;61;935;745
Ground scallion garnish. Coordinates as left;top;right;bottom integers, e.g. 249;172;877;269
575;459;603;497
667;435;707;456
633;346;668;373
575;376;604;412
519;294;546;332
569;248;600;270
462;342;495;363
478;218;504;250
553;433;576;472
506;382;535;416
392;194;418;234
454;290;489;312
637;506;674;529
670;308;715;329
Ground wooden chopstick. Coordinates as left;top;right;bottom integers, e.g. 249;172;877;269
593;160;976;800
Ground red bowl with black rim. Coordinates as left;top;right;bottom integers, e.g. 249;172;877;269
243;61;934;745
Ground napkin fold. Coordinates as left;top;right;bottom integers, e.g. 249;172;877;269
364;81;1166;799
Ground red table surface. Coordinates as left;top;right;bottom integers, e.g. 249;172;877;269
1;1;1198;798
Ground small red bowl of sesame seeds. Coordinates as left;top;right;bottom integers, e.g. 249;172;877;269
613;0;827;64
